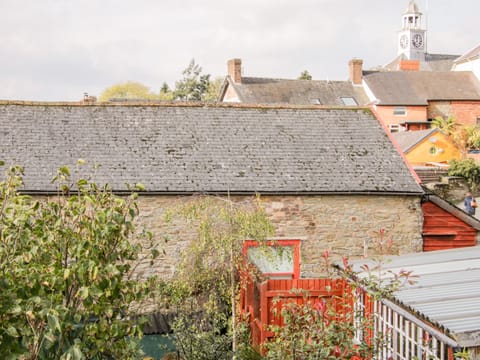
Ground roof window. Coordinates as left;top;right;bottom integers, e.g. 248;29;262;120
340;97;357;106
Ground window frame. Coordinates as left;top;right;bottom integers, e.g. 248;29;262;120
242;239;301;279
340;97;358;106
389;124;405;133
393;106;407;116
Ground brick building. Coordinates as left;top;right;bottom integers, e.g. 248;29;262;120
360;66;480;132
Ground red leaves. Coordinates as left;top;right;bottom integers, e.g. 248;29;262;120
313;298;327;316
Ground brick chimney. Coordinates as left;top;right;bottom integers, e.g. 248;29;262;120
399;59;420;71
82;92;97;104
227;58;242;83
349;59;363;85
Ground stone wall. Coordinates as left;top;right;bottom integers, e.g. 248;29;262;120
428;101;450;120
134;194;423;279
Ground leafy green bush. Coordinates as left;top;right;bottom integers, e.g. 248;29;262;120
263;247;416;360
0;163;157;359
264;295;368;360
159;196;274;358
448;158;480;191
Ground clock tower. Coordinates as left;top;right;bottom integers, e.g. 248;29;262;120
398;0;426;61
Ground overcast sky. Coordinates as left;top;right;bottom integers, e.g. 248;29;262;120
1;0;479;101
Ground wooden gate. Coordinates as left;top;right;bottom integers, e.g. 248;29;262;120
239;271;349;349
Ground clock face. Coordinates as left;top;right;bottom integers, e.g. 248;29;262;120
400;35;409;49
412;34;424;49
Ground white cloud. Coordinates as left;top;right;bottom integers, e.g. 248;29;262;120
0;0;479;100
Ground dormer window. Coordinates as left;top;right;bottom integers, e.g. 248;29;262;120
341;97;357;106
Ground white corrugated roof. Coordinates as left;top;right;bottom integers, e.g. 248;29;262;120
345;246;480;347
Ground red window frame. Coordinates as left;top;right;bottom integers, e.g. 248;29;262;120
242;239;301;279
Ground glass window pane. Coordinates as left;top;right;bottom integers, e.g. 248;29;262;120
247;246;294;274
341;97;358;106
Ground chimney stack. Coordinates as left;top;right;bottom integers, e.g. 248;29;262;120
398;59;420;71
81;92;97;104
227;58;242;83
349;59;363;85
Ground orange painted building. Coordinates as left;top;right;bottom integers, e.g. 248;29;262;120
392;128;460;166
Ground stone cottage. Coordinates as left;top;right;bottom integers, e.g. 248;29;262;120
0;101;423;278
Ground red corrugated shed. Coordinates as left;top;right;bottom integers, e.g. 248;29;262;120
422;195;480;251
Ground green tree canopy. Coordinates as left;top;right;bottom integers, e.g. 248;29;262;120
98;81;158;102
203;77;223;102
431;115;458;135
448;158;480;191
0;162;157;359
98;59;222;103
173;59;211;101
159;196;274;358
431;115;480;155
159;82;174;101
298;70;312;80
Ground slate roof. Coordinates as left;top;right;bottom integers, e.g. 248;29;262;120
363;71;480;105
382;53;459;72
221;77;370;106
0;102;422;194
392;128;439;153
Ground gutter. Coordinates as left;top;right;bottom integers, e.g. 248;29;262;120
18;190;425;197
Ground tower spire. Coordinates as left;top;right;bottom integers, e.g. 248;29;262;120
398;0;426;61
402;0;423;30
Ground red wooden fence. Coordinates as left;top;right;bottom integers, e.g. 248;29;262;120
239;271;350;350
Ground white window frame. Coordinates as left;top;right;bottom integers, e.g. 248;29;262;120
389;124;406;133
393;106;407;116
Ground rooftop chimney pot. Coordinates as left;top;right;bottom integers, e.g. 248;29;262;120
399;59;420;71
349;59;363;85
227;58;242;83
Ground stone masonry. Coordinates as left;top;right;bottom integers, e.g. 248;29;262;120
134;194;423;279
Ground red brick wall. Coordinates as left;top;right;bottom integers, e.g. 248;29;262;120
428;100;480;126
450;101;480;126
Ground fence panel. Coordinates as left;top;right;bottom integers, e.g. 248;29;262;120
239;273;349;349
240;274;459;359
354;292;456;360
